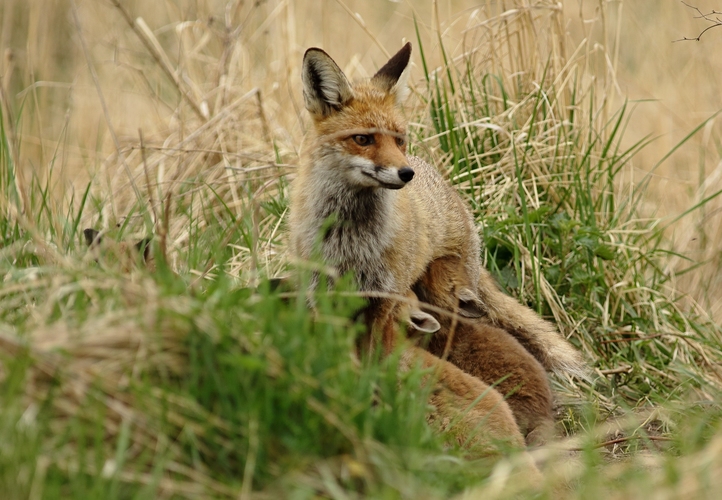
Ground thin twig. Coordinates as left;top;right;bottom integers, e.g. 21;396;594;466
600;333;667;344
566;434;673;452
674;2;722;42
71;1;143;207
332;0;389;59
599;365;633;375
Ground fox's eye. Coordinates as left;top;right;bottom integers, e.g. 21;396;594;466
396;136;406;147
352;134;374;146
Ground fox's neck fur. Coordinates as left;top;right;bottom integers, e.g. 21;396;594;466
301;148;398;292
290;43;415;292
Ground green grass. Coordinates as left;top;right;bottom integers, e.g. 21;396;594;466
3;7;722;500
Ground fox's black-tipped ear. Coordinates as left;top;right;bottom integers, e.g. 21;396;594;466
83;228;101;247
372;42;412;104
302;48;354;118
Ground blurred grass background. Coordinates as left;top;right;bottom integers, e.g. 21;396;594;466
2;0;722;498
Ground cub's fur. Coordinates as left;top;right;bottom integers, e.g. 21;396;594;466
288;42;585;377
395;300;542;481
408;258;556;445
83;228;154;272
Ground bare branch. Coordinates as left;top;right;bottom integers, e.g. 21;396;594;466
674;1;722;42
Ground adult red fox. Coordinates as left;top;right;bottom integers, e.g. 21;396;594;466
288;42;585;378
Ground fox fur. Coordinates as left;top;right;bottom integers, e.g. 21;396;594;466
407;257;556;445
398;345;543;481
394;298;542;479
289;43;482;352
413;255;588;380
288;42;585;376
473;266;587;379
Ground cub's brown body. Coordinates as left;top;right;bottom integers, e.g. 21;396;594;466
425;324;555;445
396;302;543;481
412;257;556;445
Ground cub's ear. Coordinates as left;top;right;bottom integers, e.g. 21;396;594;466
134;238;152;263
83;228;102;247
302;48;354;118
371;42;412;105
458;287;486;318
408;308;441;334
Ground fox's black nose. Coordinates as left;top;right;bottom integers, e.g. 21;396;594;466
398;167;415;183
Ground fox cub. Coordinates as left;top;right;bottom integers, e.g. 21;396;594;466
409;257;556;445
288;42;585;377
396;300;543;481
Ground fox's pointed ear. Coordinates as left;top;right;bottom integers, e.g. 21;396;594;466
302;48;354;118
458;287;486;318
409;308;441;334
372;42;412;105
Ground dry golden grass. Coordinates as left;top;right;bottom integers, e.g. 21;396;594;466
574;0;722;320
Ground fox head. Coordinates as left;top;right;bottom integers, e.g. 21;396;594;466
302;43;414;190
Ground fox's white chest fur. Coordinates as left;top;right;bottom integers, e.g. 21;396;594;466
297;172;399;292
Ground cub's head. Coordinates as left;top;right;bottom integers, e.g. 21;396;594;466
84;228;154;273
413;256;486;320
302;43;414;190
